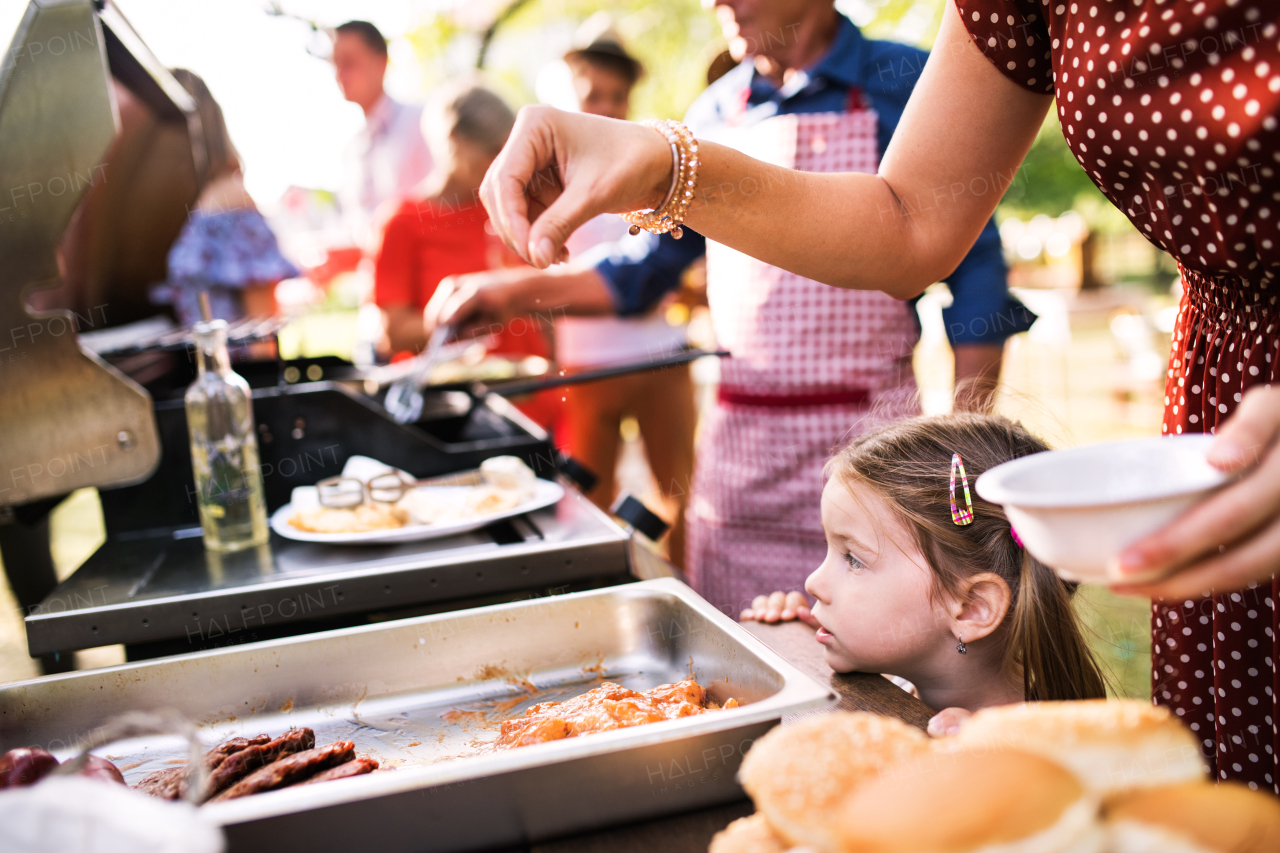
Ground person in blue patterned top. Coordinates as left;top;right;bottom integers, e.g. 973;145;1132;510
149;70;298;327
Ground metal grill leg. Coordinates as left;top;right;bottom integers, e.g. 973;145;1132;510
0;500;78;674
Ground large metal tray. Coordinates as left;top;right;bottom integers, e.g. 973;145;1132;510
0;579;835;852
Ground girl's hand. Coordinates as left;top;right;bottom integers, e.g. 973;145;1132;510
927;707;973;737
1110;386;1280;600
479;106;673;269
740;591;816;625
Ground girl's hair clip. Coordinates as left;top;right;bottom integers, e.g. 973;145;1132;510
1010;526;1024;548
949;453;974;526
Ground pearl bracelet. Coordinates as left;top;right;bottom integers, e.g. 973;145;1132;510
623;119;700;240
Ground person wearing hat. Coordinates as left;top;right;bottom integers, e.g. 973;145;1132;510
541;18;698;571
428;0;1033;618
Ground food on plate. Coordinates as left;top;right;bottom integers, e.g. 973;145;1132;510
399;455;537;524
289;503;408;534
464;486;521;516
493;679;736;750
944;699;1206;794
396;488;466;525
296;756;379;785
1102;781;1280;853
288;455;540;532
206;740;355;803
737;712;929;850
832;749;1102;853
480;455;537;500
709;813;790;853
0;747;60;788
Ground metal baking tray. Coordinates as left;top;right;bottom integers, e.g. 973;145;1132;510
0;578;835;852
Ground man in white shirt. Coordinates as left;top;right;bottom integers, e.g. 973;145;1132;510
332;20;432;251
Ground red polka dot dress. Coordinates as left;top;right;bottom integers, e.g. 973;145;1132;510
957;0;1280;793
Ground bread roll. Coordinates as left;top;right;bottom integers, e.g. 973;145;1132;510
946;700;1205;793
738;712;929;850
834;749;1103;853
708;813;790;853
1104;781;1280;853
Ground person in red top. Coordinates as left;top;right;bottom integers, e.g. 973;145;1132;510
373;82;553;425
477;0;1280;792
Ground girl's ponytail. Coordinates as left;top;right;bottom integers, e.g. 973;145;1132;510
1007;552;1107;701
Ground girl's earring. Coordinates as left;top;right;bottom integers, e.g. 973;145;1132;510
956;637;967;655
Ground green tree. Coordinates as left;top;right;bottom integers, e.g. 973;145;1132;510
406;1;721;123
1000;113;1125;228
409;0;1122;229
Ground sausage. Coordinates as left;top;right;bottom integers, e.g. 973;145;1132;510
0;748;59;788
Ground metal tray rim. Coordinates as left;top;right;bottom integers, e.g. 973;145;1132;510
22;528;629;624
5;579;837;825
195;578;835;824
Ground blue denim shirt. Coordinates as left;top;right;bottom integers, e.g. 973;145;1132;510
593;15;1034;345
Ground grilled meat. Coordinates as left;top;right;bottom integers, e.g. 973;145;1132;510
203;728;315;800
205;740;354;803
296;756;379;785
135;733;273;800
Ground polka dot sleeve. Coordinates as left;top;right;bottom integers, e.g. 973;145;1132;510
954;0;1055;94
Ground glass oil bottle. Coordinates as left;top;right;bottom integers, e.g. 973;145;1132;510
185;318;269;551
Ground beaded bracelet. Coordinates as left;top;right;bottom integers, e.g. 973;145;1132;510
623;119;700;240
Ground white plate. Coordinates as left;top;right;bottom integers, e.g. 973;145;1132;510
270;479;565;545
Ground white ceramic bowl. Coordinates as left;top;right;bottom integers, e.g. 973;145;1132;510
974;435;1231;583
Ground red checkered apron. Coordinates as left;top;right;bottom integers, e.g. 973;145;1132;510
686;102;921;616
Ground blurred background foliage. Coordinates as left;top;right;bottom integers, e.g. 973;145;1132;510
406;0;1135;234
406;0;721;129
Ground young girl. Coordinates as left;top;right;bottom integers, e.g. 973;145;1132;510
742;413;1106;732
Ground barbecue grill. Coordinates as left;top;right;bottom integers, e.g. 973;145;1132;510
1;0;711;665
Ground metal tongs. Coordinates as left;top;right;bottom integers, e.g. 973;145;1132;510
383;324;454;424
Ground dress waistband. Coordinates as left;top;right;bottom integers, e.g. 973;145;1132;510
1179;264;1279;332
717;387;870;408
